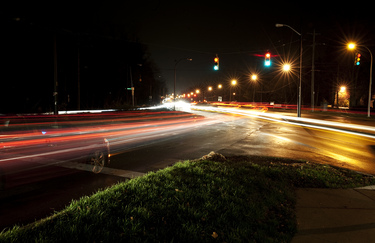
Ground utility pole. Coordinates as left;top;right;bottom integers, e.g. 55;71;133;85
308;30;322;112
77;46;81;110
311;29;315;112
130;66;134;107
53;34;58;115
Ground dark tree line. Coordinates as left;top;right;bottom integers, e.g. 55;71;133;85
1;11;166;114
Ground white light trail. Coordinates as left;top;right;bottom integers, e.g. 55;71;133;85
192;106;375;140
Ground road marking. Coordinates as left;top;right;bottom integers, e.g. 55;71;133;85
58;161;146;179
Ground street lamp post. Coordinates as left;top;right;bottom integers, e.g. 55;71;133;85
174;58;192;110
348;43;373;117
230;79;237;101
218;84;223;101
251;74;257;103
276;23;303;117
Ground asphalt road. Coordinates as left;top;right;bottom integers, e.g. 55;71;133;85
1;108;375;230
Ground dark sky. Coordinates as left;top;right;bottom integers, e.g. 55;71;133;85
3;2;374;102
129;2;374;93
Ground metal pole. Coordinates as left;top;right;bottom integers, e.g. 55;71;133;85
174;58;192;110
174;65;176;110
311;29;315;112
298;33;302;117
77;46;80;110
276;24;302;117
53;34;58;115
130;67;134;107
364;46;373;117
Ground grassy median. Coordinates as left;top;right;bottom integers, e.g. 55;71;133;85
1;155;375;242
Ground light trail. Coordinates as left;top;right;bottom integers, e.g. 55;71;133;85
192;106;375;140
0;110;222;188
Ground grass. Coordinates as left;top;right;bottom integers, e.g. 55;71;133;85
1;155;375;242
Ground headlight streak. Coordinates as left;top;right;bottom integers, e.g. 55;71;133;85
192;106;375;140
1;111;225;188
0;112;219;166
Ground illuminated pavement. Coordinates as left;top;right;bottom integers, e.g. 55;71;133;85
192;106;375;175
1;106;375;230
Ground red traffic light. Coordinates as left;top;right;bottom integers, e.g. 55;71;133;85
355;52;361;65
265;52;271;66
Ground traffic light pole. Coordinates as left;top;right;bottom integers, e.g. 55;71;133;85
362;45;373;117
298;33;303;118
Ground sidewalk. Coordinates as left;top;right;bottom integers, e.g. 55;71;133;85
292;186;375;242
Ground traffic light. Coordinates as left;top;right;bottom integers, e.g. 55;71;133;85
214;55;219;70
355;53;361;65
265;52;271;66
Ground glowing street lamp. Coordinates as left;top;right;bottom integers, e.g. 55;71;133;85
174;58;192;110
283;64;291;72
230;80;237;101
251;74;258;103
348;43;356;50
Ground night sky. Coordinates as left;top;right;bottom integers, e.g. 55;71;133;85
1;2;374;112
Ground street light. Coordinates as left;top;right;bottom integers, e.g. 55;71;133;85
276;23;303;117
283;64;291;72
230;79;237;101
251;74;257;103
347;42;373;117
174;58;192;110
348;43;356;50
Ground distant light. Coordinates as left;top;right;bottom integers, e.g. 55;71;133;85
251;74;257;81
264;60;271;66
214;66;219;70
231;80;237;85
340;86;346;92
